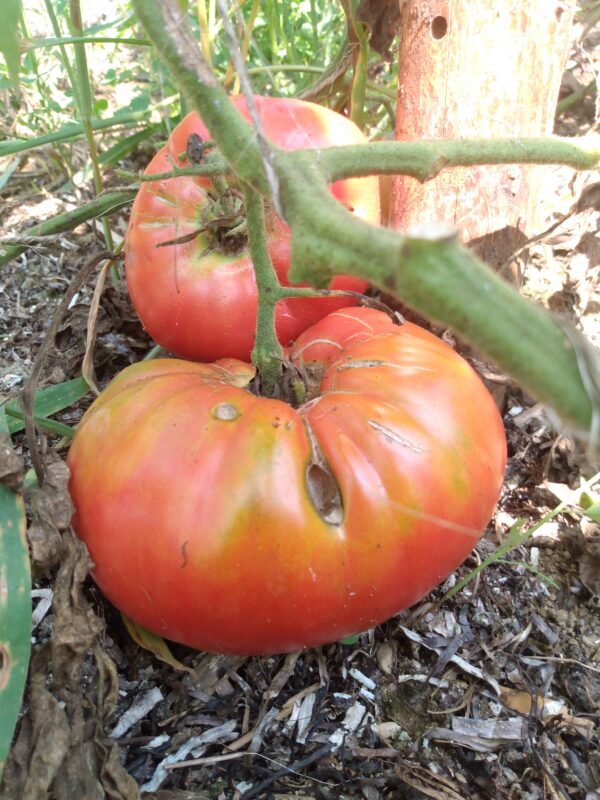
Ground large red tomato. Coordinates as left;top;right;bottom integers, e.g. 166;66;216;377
68;308;506;655
125;96;380;362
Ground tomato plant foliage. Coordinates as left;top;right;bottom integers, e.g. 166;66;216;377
124;96;380;362
68;308;506;655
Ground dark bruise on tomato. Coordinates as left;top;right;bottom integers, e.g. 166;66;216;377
124;96;380;362
67;308;507;656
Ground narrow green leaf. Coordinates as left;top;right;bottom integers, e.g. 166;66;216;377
0;0;22;97
0;405;8;435
0;189;136;267
0;110;158;157
0;158;22;193
0;484;30;779
580;500;600;524
3;377;89;435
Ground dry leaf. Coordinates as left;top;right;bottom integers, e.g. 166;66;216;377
122;615;196;676
356;0;401;60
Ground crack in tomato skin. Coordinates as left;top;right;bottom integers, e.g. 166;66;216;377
68;307;506;655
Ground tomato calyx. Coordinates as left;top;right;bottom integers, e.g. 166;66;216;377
203;186;247;254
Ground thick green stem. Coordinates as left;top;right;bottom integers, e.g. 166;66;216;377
133;0;267;191
133;0;599;434
282;153;594;429
244;186;284;395
319;136;600;181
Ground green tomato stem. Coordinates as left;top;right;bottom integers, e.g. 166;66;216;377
281;152;594;429
133;0;600;433
244;186;284;395
318;136;600;181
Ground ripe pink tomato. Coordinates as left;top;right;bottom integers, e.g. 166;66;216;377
68;308;506;655
125;96;380;361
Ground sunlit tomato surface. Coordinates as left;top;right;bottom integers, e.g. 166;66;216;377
68;308;506;655
124;96;380;362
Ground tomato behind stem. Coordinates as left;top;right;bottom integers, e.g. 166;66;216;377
125;96;380;362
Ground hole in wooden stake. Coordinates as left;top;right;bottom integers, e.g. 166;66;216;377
431;16;448;39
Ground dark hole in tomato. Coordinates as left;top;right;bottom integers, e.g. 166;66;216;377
306;463;344;526
431;16;448;39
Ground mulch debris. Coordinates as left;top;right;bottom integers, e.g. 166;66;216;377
1;22;599;800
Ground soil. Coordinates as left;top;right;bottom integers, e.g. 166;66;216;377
1;19;599;800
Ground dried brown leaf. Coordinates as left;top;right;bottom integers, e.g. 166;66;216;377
2;456;138;800
0;434;24;492
356;0;401;60
27;459;73;571
0;655;70;799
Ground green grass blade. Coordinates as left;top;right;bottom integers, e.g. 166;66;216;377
0;484;30;780
0;188;136;266
43;0;81;109
0;158;22;193
26;34;151;50
0;110;159;157
3;377;89;435
68;0;114;254
0;0;22;98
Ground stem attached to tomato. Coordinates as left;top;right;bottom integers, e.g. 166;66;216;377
280;151;596;433
133;0;600;436
244;186;284;396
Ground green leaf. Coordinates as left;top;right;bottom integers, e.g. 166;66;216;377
0;0;22;98
3;376;89;435
580;497;600;524
340;633;360;645
0;157;21;193
122;615;196;675
0;484;30;780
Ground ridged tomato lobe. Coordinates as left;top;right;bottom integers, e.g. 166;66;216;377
68;308;506;654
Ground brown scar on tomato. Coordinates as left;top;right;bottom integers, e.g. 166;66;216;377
302;419;344;526
180;540;189;569
336;359;386;370
367;419;428;454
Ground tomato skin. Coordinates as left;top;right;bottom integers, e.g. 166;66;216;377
125;96;380;362
68;308;506;655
